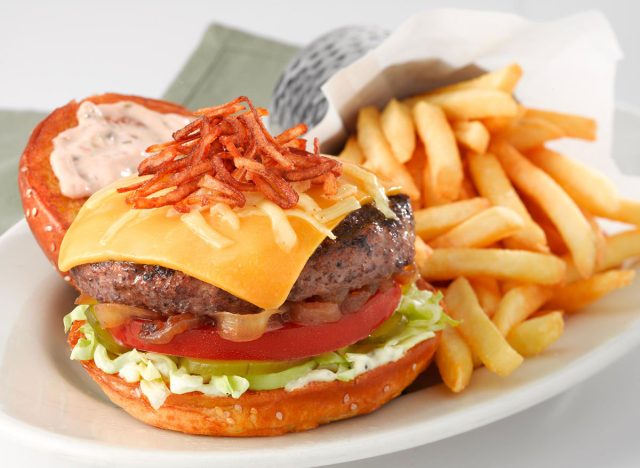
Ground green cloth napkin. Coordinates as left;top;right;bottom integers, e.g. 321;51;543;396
165;24;297;110
0;24;297;234
0;111;47;233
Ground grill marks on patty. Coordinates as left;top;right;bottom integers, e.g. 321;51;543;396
70;195;415;315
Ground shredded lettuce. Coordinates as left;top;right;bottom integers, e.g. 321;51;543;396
398;283;457;328
139;379;171;410
69;323;96;360
63;304;89;333
64;282;453;410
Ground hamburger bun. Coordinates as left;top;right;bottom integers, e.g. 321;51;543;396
68;321;439;436
18;93;191;274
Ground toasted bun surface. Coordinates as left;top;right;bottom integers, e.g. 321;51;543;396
68;321;439;436
18;93;191;274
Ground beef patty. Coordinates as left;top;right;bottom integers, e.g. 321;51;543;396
70;195;414;315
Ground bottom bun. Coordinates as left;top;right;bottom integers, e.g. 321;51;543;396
69;322;439;436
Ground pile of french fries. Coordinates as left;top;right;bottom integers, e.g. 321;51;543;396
339;64;640;392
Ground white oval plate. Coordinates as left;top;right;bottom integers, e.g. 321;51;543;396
0;108;639;468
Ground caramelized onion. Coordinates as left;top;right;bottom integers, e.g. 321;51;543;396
340;289;376;315
95;282;393;345
393;263;420;286
93;303;163;328
212;309;284;342
74;294;98;305
290;302;342;325
378;279;396;293
137;313;205;345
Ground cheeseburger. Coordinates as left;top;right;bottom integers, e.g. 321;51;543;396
20;95;451;436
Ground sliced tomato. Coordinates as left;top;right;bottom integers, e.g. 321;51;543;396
109;284;401;361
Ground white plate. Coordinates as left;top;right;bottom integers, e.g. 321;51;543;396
0;108;639;468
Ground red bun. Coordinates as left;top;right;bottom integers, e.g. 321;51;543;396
69;321;439;436
18;93;191;275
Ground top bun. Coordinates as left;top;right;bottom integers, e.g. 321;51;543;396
18;93;191;276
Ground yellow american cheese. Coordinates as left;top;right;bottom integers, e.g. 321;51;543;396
58;177;370;310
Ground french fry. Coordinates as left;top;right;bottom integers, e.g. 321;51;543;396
536;217;569;256
423;63;524;96
469;277;502;317
500;281;522;293
445;278;523;376
404;143;426;201
465;63;523;93
467;152;548;252
458;171;478;200
381;99;415;164
537;199;607;271
492;285;553;336
482;115;517;133
429;206;525;248
584;210;607;269
421;154;455;207
338;136;364;165
414;197;490;240
605;198;640;226
414;236;433;267
523;196;569;256
413;101;463;202
561;255;583;284
524;108;596;140
546;270;636;313
493;140;596;278
599;229;640;271
420;151;442;206
471;351;483;369
435;327;473;392
482;104;527;132
419;89;519;120
501;117;565;151
356;106;420;200
507;311;565;357
526;147;620;216
452;121;490;154
418;248;566;285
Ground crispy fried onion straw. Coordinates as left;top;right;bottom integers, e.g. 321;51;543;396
118;96;341;212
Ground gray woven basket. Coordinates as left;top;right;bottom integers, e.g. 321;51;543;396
271;26;389;132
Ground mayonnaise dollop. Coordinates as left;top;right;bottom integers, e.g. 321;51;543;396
50;100;190;198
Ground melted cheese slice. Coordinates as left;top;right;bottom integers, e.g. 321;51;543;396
59;177;374;310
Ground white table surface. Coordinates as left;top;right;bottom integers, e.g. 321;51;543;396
1;1;639;467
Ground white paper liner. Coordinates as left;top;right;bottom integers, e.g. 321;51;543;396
310;9;639;205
